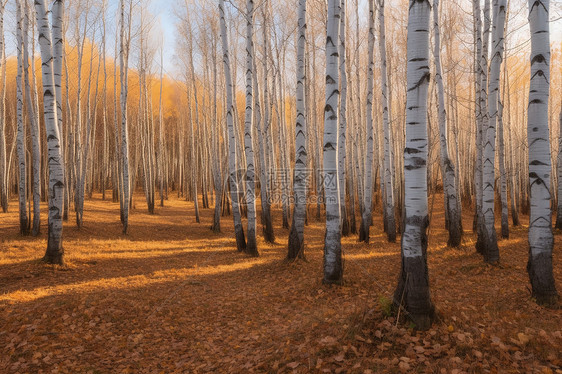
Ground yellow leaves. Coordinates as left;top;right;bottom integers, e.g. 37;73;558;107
447;324;454;332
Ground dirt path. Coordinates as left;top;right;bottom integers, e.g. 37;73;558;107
1;194;561;373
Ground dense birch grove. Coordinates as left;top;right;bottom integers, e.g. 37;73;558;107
0;0;561;329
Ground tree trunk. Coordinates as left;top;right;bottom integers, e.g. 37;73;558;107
119;0;131;234
393;0;434;331
432;0;461;247
338;0;349;237
288;0;307;260
243;0;258;256
35;0;65;264
22;2;41;236
15;0;29;235
219;0;246;252
359;0;375;243
322;0;343;284
480;0;505;263
526;0;558;305
379;0;397;243
498;95;509;239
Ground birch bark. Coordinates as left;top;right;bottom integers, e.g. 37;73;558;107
393;0;434;331
432;0;461;247
219;0;246;251
359;0;375;243
379;0;397;243
323;0;343;284
526;0;558;305
243;0;258;256
35;0;64;264
288;0;307;259
481;0;506;263
16;0;29;235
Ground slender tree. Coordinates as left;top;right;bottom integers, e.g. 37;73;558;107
378;0;396;242
359;0;375;243
338;0;349;237
219;0;246;251
322;0;342;284
15;0;29;235
432;0;461;247
480;0;506;263
393;0;434;331
526;0;558;305
119;0;132;234
243;0;258;256
35;0;64;264
288;0;307;260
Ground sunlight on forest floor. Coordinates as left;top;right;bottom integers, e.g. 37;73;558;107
1;193;561;373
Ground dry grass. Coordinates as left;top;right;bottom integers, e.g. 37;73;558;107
0;192;561;373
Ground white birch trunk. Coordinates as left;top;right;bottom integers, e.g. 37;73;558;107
52;0;64;193
23;1;41;236
257;6;275;243
322;0;342;284
359;0;375;243
243;0;258;256
219;0;246;251
35;0;64;264
158;47;164;207
472;0;483;233
526;0;557;305
378;0;397;243
15;0;29;235
498;95;509;238
481;0;506;263
432;0;461;247
393;0;434;331
338;0;349;237
119;0;131;234
476;0;491;254
288;0;307;260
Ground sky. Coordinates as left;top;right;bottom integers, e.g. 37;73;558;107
109;0;178;76
1;0;560;80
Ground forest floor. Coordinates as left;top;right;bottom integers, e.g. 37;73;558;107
0;193;561;374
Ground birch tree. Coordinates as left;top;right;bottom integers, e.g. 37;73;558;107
35;0;65;264
322;0;343;284
393;0;434;331
219;0;246;252
526;0;558;305
359;0;375;243
338;0;349;237
480;0;506;263
15;0;29;235
242;0;258;256
378;0;396;243
22;1;41;236
119;0;132;234
256;7;274;243
432;0;461;247
288;0;307;260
